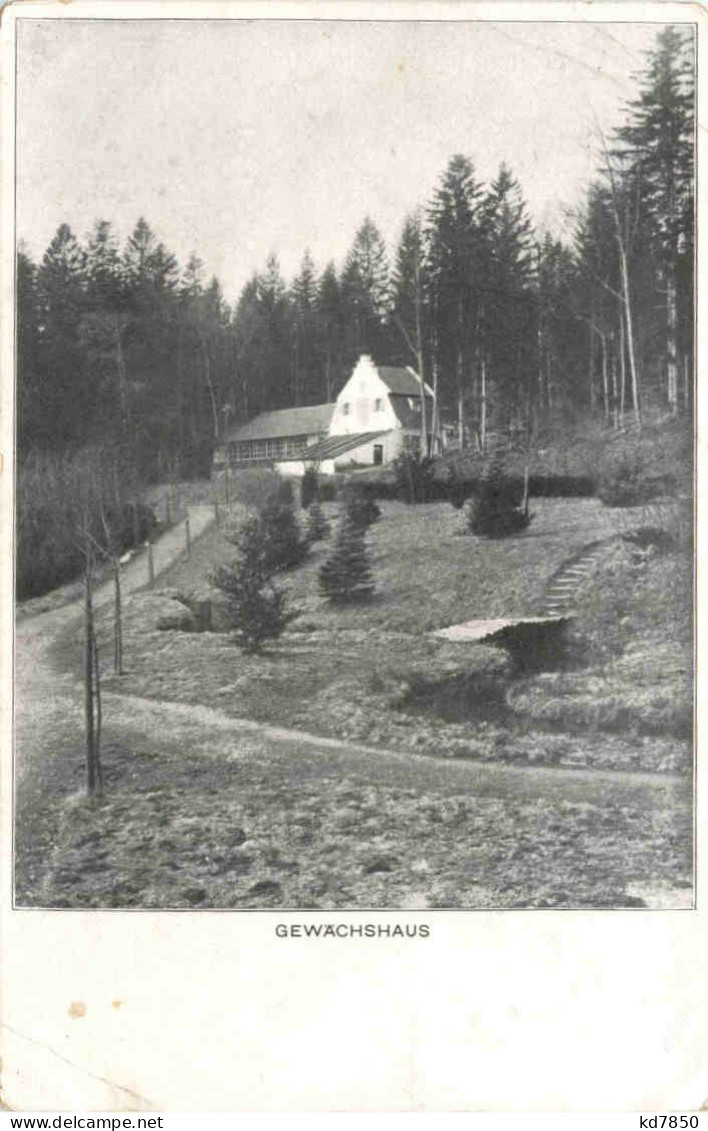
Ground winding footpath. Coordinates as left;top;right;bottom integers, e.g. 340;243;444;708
14;518;691;904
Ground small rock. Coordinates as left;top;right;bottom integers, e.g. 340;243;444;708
181;886;207;904
247;879;283;899
156;610;197;631
363;856;398;875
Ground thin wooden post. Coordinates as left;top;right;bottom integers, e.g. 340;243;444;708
165;491;172;525
213;497;220;529
132;499;140;547
92;632;103;794
147;540;155;586
185;514;191;557
522;464;530;518
224;466;230;505
114;560;123;675
85;552;96;796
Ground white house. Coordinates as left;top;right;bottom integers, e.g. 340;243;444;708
282;356;438;474
216;356;439;476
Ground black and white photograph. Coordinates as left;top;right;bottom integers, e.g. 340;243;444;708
12;12;695;917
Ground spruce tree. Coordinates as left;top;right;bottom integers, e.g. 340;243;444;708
258;495;309;571
319;515;375;604
211;514;297;652
341;216;391;363
341;484;381;531
306;500;331;543
617;26;695;413
465;444;531;537
300;465;319;510
426;155;486;448
316;261;344;400
291;250;319;404
482;163;537;433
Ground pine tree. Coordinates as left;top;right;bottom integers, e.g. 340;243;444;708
211;515;297;652
391;212;432;451
257;254;292;408
341;217;391;364
305;500;331;543
291;249;319;404
617;26;695;413
300;465;319;510
17;248;40;453
258;495;309;571
85;220;124;310
35;224;89;449
465;445;531;538
319;514;375;603
316;261;343;400
426;155;486;448
535;232;584;423
341;484;381;530
483;164;537;436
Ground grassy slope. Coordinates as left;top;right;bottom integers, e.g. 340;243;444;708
37;495;693;910
80;497;691;774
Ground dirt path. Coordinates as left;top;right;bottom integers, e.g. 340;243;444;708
97;688;691;810
14;507;215;900
14;504;692;905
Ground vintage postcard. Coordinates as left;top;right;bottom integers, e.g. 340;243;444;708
1;0;706;1113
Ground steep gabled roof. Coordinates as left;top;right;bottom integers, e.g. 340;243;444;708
225;403;335;443
377;366;433;397
388;392;435;431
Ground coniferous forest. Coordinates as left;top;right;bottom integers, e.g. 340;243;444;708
16;27;694;594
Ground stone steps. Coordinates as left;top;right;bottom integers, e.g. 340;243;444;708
542;545;605;616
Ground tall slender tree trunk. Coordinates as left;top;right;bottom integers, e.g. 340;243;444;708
83;541;102;796
431;355;440;456
85;557;96;795
589;312;596;414
666;271;678;414
201;337;220;441
431;290;441;455
618;243;641;430
457;301;465;451
618;310;626;429
609;332;619;429
292;331;301;407
599;329;609;423
480;356;487;454
413;259;428;457
546;354;553;414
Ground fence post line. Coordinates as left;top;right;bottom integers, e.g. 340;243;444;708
165;491;172;525
214;496;220;529
147;540;155;587
185;513;191;557
225;466;230;505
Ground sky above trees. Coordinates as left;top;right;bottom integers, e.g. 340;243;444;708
17;17;661;303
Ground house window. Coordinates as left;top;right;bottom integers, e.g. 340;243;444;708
266;439;285;459
373;444;384;466
343;403;350;416
374;398;382;412
407;397;421;412
285;437;306;457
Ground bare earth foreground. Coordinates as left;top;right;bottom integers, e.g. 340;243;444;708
15;499;693;910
